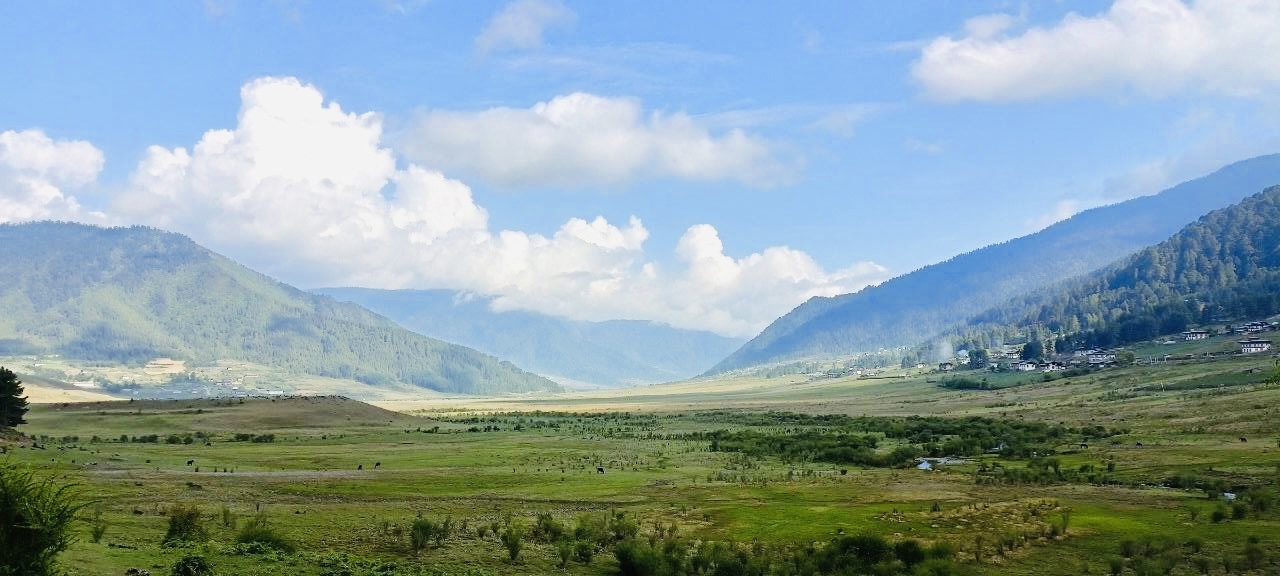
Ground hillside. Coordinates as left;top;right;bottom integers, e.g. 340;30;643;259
708;154;1280;373
0;223;558;395
312;288;745;387
960;185;1280;350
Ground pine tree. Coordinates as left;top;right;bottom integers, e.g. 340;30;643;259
0;367;29;429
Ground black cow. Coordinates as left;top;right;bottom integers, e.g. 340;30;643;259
596;467;605;474
186;460;194;466
357;464;363;471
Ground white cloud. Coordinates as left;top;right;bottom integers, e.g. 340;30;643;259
402;92;791;188
475;0;576;55
0;130;105;223
103;77;882;337
1024;199;1083;231
913;0;1280;101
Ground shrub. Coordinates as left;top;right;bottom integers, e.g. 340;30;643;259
235;514;294;553
409;517;449;553
0;464;85;576
170;554;213;576
533;512;566;543
163;504;206;545
500;525;524;562
219;505;235;529
557;540;573;568
574;540;595;564
894;539;926;568
89;505;108;543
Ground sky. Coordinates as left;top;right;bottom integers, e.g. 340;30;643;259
3;0;1280;338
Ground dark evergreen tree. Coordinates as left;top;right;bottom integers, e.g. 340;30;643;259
0;367;28;429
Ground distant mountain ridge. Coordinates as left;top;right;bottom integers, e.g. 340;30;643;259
312;288;745;387
0;222;558;395
959;185;1280;350
708;154;1280;374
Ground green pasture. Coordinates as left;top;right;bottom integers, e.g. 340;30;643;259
4;356;1280;575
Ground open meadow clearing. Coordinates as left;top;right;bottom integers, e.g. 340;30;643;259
4;356;1280;575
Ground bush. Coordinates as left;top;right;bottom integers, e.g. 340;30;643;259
171;553;213;576
163;504;206;545
500;525;524;562
89;506;108;543
574;540;595;564
0;463;85;576
409;517;450;553
235;514;294;553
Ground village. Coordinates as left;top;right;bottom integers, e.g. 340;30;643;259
935;319;1277;375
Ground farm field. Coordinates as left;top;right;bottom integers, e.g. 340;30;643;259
4;355;1280;576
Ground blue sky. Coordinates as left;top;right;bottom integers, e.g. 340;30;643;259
3;0;1279;336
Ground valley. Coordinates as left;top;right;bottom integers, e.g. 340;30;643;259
5;348;1278;575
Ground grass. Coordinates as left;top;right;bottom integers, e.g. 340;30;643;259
2;355;1278;575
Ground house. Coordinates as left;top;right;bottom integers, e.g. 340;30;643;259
1243;321;1271;334
1239;338;1272;354
1042;362;1065;372
1015;360;1038;371
1181;329;1210;341
938;362;955;372
1088;351;1116;364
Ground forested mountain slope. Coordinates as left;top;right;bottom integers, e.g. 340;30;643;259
708;154;1280;374
314;288;744;387
959;185;1280;351
0;223;557;394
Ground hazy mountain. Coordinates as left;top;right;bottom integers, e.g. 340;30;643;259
959;185;1280;350
0;223;558;395
312;288;745;387
708;154;1280;373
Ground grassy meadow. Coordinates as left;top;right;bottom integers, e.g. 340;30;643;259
3;353;1280;575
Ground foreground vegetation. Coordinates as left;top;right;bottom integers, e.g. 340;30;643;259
2;354;1279;575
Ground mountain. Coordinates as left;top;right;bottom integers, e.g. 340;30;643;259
960;185;1280;350
312;288;745;387
709;154;1280;373
0;222;558;395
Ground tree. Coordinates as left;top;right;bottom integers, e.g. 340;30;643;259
967;349;990;369
1020;341;1044;361
0;367;29;430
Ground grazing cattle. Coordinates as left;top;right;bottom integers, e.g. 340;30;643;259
186;460;194;466
357;464;363;471
839;469;848;476
1239;437;1248;443
374;462;381;469
1079;443;1089;450
596;467;605;474
1135;442;1144;447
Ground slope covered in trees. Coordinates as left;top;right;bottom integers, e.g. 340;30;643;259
0;223;557;395
708;154;1280;374
314;288;744;387
959;185;1280;351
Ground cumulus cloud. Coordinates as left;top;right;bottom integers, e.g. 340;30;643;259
105;77;882;336
0;130;105;223
402;92;790;188
475;0;576;55
913;0;1280;101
